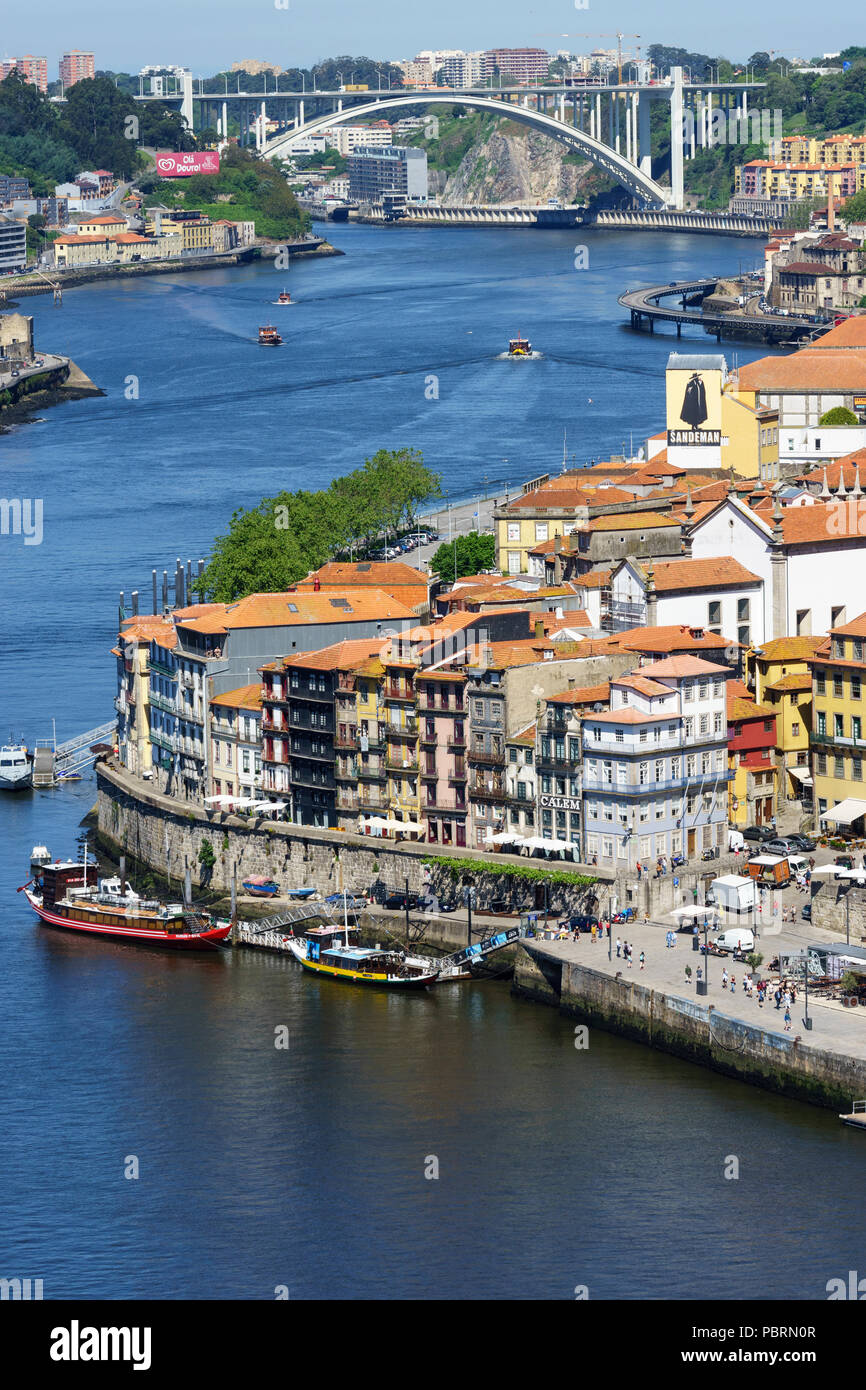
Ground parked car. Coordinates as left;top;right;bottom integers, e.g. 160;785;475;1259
559;914;599;933
742;825;775;842
383;891;422;911
763;838;800;856
801;903;812;921
786;834;816;852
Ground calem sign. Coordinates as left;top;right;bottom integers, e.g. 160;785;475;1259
155;152;220;177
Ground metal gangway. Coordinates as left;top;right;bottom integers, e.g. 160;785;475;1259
234;899;340;954
34;720;117;784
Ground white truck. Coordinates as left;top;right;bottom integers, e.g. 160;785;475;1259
711;873;757;914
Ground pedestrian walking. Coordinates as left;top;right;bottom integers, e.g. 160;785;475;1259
616;936;621;958
722;967;729;989
696;965;703;987
591;923;597;942
626;943;633;968
757;984;765;1007
636;860;642;880
643;912;649;927
774;987;782;1010
784;1007;792;1032
639;951;646;970
730;975;736;994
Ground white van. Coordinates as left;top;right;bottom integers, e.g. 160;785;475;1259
728;830;745;852
712;926;755;954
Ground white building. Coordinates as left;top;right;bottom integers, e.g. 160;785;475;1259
504;724;537;841
582;657;731;870
319;124;393;155
687;494;866;639
608;556;765;646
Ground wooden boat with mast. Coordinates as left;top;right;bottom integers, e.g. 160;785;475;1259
19;856;231;950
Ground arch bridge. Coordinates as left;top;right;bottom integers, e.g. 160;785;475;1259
264;90;669;207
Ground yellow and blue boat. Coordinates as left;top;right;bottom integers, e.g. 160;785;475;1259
288;924;438;989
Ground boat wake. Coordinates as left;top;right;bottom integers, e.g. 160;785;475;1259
495;351;544;360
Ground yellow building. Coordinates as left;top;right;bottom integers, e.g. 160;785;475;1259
114;616;176;775
382;654;421;832
749;636;823;800
809;613;866;832
666;354;779;480
75;213;128;238
777;133;866;167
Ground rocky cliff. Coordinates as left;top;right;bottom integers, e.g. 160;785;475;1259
423;114;607;205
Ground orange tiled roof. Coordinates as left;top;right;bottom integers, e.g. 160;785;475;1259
781;503;866;544
210;683;262;711
832;611;866;638
764;672;812;693
504;484;636;511
615;673;671;697
612;624;734;654
176;588;417;632
808;318;866;350
639;655;730;677
755;636;825;660
587;510;680;532
547;681;610;705
298;560;427;590
797;454;866;488
281;638;388;672
646;556;762;591
737;351;866;393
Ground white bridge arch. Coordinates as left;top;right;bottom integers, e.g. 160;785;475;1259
263;92;670;208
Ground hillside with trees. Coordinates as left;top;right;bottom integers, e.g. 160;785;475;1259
139;144;310;240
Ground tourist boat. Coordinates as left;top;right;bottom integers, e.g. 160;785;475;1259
275;290;293;305
287;923;439;989
508;335;532;357
19;858;231;950
242;875;281;897
0;743;32;792
258;325;282;345
30;844;52;875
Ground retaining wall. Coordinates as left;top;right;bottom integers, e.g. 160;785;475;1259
514;943;866;1110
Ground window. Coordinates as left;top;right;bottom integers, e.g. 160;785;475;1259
854;640;863;663
737;597;750;623
614;728;624;743
816;753;827;775
639;728;648;743
712;681;723;697
507;522;520;542
792;721;800;737
817;711;826;736
534;523;549;542
854;717;862;742
684;717;694;739
509;747;517;762
684;683;694;702
834;675;844;699
686;754;696;777
508;552;521;575
835;757;845;779
639;762;648;784
655;759;664;782
671;758;680;780
708;600;721;626
714;712;723;735
835;713;845;739
603;760;613;785
853;677;862;701
854;759;863;781
516;781;527;801
617;762;627;784
699;715;708;735
816;672;826;695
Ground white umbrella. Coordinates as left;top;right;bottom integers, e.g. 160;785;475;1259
808;865;842;877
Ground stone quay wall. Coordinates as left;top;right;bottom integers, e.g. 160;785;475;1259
514;943;866;1110
96;761;608;915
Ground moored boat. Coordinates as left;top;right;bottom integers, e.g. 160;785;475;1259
508;334;532;357
258;325;282;345
0;743;32;792
20;858;231;950
242;875;281;897
287;923;438;989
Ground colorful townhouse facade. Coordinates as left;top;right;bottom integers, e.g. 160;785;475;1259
810;613;866;834
726;681;778;828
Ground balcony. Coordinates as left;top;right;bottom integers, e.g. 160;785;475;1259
357;762;387;781
423;797;468;813
333;730;358;750
150;657;175;680
812;730;866;750
150;729;176;753
446;736;466;752
420;766;438;780
419;733;438;748
448;767;467;783
471;783;507;803
385;683;414;702
468;748;505;766
386;754;419;773
261;712;287;733
386;718;418;737
418;699;464;716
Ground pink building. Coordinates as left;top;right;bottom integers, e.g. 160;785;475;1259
60;51;95;89
0;55;48;92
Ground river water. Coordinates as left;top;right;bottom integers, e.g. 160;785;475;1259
2;225;861;1301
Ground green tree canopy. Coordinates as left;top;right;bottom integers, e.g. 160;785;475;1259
194;449;441;602
819;406;859;425
430;532;495;580
843;189;866;223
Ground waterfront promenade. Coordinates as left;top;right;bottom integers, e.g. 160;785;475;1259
527;915;866;1062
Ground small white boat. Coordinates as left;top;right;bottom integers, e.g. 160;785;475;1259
0;743;32;791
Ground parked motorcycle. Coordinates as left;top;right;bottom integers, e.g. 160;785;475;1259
700;846;720;861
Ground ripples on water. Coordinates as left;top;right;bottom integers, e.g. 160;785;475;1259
4;226;856;1299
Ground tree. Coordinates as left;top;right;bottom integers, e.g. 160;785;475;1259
843;189;866;223
819;406;859;426
194;449;442;601
430;532;495;580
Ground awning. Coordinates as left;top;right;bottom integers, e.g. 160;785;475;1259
788;766;813;786
820;798;866;825
670;905;721;919
485;830;521;844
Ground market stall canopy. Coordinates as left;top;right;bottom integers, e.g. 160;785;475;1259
820;798;866;825
485;830;522;844
669;905;722;919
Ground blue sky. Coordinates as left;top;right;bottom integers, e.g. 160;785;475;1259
3;0;861;76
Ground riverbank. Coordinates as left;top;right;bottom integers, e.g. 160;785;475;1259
0;355;102;427
514;927;866;1112
0;236;341;303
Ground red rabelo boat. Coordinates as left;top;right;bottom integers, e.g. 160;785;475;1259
20;858;231;950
